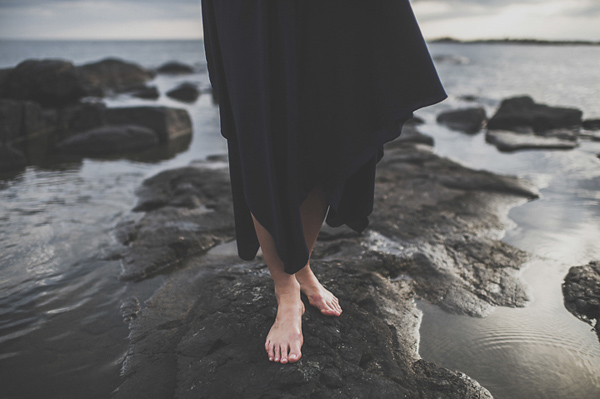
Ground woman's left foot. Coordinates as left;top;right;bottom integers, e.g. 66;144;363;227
295;266;342;317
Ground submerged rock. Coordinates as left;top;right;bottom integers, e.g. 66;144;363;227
436;107;487;133
487;96;582;132
485;130;578;152
127;85;160;100
582;119;600;131
54;124;159;156
563;260;600;340
0;144;27;172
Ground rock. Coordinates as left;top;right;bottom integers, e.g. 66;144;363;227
166;82;200;103
112;132;540;396
0;67;12;97
436;107;487;133
582;119;600;131
579;130;600;141
54;124;159;156
432;54;470;65
389;122;434;146
1;59;87;107
487;96;583;132
114;247;492;399
156;61;195;74
0;99;50;147
0;144;27;172
77;58;155;96
562;261;600;340
485;130;578;152
106;106;192;143
114;165;236;280
128;85;160;99
47;101;109;143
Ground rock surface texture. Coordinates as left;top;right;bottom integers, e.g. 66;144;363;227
563;260;600;340
112;125;539;398
485;130;578;152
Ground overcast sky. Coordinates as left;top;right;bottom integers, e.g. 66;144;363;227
0;0;598;41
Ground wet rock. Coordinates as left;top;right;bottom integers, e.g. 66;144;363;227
579;130;600;141
485;130;578;152
47;101;108;143
115;249;492;399
156;61;195;75
54;124;159;156
0;144;27;172
535;128;579;141
77;58;155;96
106;106;192;143
120;296;141;323
582;119;600;131
114;165;235;280
128;85;160;100
166;82;200;103
563;260;600;339
1;59;87;107
487;96;582;132
114;133;539;396
437;107;487;133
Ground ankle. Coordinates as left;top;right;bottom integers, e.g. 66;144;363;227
274;280;301;298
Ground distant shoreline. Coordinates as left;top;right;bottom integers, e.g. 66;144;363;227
429;37;600;46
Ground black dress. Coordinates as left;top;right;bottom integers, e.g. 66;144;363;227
201;0;447;274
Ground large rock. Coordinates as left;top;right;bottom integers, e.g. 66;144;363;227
0;99;50;146
114;249;492;399
0;144;27;172
77;58;155;96
54;124;159;156
128;85;160;100
106;106;192;143
166;82;200;103
487;96;582;132
563;260;600;340
45;101;108;144
1;59;87;107
485;130;578;152
156;61;195;75
436;107;487;133
111;133;541;396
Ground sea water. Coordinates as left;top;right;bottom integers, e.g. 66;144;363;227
0;39;599;398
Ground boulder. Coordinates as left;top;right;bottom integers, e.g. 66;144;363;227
166;82;200;103
583;119;600;131
54;124;159;156
436;107;487;133
47;101;108;143
0;99;49;145
2;59;87;107
106;106;192;143
563;261;600;340
534;128;579;141
0;144;27;172
156;61;195;74
77;58;155;96
485;130;578;152
487;96;583;132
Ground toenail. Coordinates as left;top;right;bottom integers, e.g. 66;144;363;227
269;357;273;361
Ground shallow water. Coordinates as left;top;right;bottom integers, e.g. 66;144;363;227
1;40;600;398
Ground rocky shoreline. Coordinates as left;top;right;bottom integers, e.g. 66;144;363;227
111;122;539;398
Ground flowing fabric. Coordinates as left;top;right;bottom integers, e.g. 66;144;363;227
201;0;447;274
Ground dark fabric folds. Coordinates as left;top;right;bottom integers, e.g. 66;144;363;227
201;0;447;274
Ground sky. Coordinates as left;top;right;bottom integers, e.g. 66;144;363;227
0;0;599;41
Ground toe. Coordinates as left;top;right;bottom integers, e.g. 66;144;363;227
280;344;289;364
273;344;281;363
267;342;275;361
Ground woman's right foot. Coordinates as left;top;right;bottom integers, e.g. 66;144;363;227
265;284;305;364
295;265;342;317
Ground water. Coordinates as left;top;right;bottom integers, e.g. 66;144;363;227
1;39;600;398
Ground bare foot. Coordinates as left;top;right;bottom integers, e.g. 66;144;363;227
295;265;342;317
265;285;305;364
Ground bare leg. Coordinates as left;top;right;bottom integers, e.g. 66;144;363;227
253;186;341;364
295;187;343;317
252;213;305;364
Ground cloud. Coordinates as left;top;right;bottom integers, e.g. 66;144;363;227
0;0;202;39
411;0;600;40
